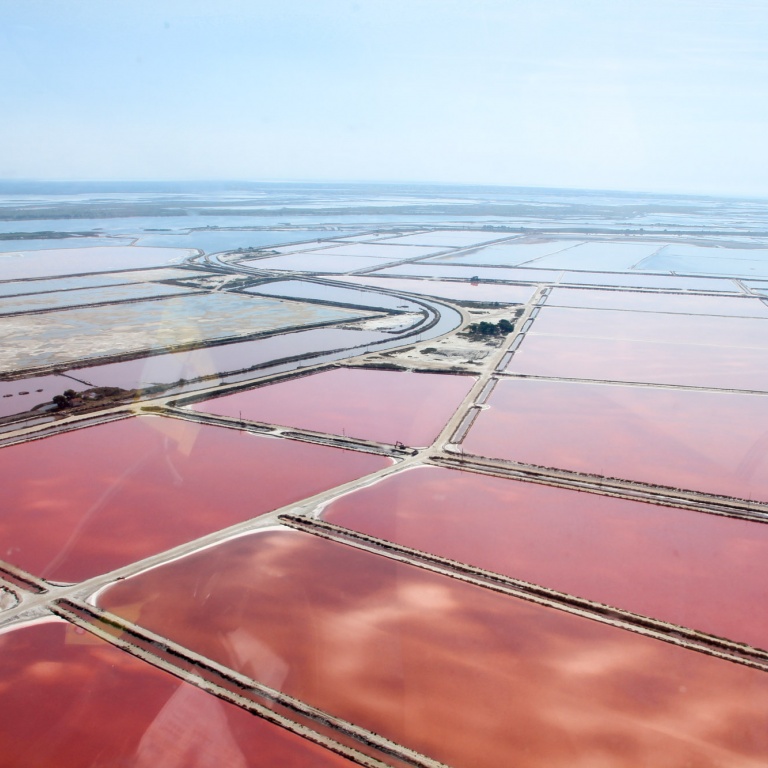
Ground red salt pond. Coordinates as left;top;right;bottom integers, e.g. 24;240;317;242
463;379;768;502
0;619;352;767
98;529;768;768
191;367;475;447
322;466;768;649
0;415;389;582
507;333;768;390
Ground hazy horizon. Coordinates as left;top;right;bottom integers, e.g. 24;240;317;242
3;1;767;197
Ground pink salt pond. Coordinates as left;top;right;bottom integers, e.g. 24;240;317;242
507;333;768;390
463;378;768;502
98;529;768;768
0;619;352;767
190;367;475;447
322;466;768;649
0;415;389;582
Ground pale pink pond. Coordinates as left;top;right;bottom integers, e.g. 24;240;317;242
0;620;352;767
322;466;768;648
463;379;768;501
546;287;768;318
191;367;475;447
98;529;768;768
0;415;389;582
529;306;768;348
508;334;768;390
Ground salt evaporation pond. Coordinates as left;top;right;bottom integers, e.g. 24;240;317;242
432;241;582;266
0;415;389;581
191;367;475;447
303;243;445;260
375;263;564;283
377;230;514;247
508;333;768;390
0;268;201;298
322;466;768;649
637;245;768;278
463;379;768;502
0;246;197;280
1;293;368;375
239;253;389;273
0;374;67;418
335;275;537;304
134;228;343;253
72;327;389;390
0;281;195;316
245;279;424;312
98;528;768;768
546;286;768;317
520;241;662;271
0;620;352;767
0;236;134;252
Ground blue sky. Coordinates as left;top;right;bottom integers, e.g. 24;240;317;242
2;0;767;196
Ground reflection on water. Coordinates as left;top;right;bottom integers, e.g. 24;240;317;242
191;367;476;447
322;466;768;648
99;529;768;768
0;620;351;767
0;415;390;581
464;379;768;501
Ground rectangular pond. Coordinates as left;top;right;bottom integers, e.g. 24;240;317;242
0;293;369;374
0;246;197;280
335;276;537;304
463;378;768;502
431;241;581;266
0;620;351;768
239;253;389;273
304;243;445;260
72;326;390;390
321;466;768;649
377;230;514;247
558;271;739;291
0;281;195;316
0;373;71;418
524;241;662;271
374;263;564;283
97;528;768;768
134;229;345;253
546;287;768;317
0;414;390;581
245;279;424;312
190;367;475;448
528;305;768;348
637;245;768;279
508;333;768;391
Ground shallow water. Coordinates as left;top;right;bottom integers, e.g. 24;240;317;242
464;378;768;501
0;620;351;767
73;327;388;390
0;246;197;280
98;528;768;768
191;367;475;447
322;466;768;648
0;415;389;581
508;333;768;390
239;253;389;273
376;230;515;247
0;281;194;316
335;275;537;304
546;287;768;317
